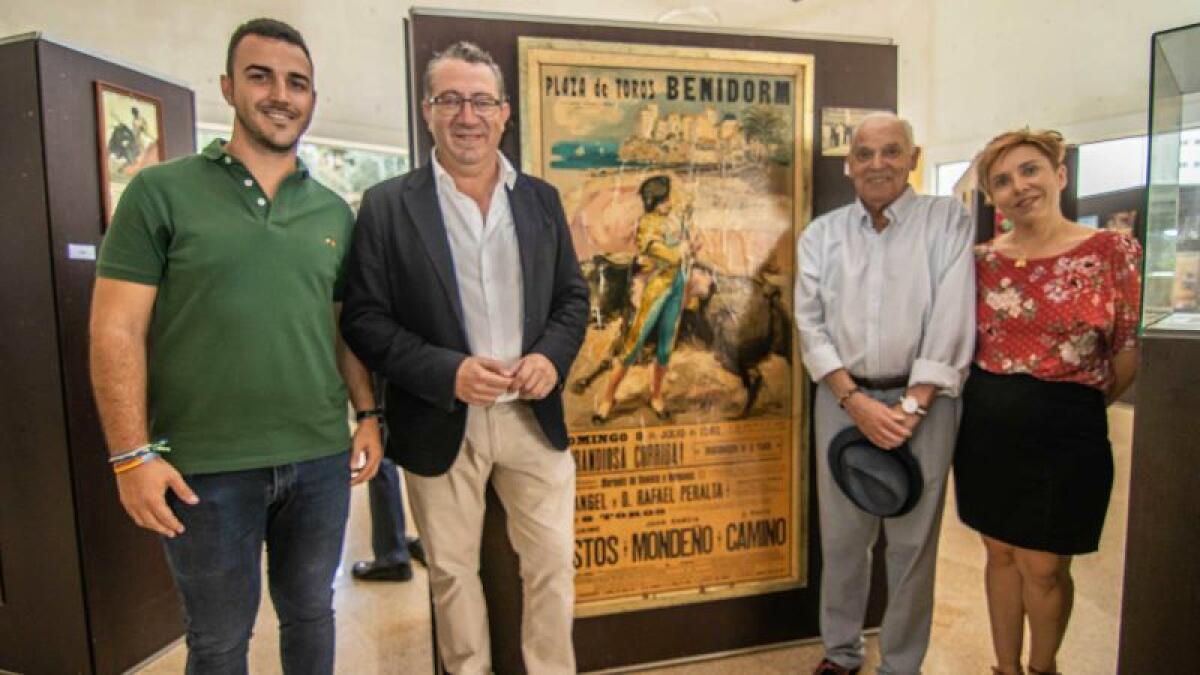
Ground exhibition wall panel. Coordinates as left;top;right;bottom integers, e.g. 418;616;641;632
406;10;897;673
0;36;92;675
0;34;193;675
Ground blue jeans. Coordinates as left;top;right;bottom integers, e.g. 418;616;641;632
162;451;351;675
367;457;411;563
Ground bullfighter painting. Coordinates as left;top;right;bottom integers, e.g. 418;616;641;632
95;82;165;227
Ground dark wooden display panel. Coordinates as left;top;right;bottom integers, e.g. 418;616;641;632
0;37;93;675
0;35;194;675
406;11;897;673
1117;334;1200;671
407;14;896;217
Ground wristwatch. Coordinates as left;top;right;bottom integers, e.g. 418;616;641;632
355;407;384;422
899;395;927;417
837;386;860;408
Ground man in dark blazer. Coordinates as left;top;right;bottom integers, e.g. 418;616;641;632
340;41;588;675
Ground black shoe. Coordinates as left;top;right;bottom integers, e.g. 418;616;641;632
351;559;414;582
406;537;427;567
813;658;860;675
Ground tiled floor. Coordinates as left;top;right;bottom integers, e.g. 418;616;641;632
138;405;1134;674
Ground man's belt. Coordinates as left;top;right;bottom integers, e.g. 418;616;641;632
850;374;909;390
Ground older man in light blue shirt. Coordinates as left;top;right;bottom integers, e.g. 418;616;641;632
795;113;975;675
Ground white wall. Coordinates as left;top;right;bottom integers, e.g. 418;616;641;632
4;0;403;145
2;0;1195;171
747;0;1195;183
922;0;1195;174
731;0;932;159
0;0;689;147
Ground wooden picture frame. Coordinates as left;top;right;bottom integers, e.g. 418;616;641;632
520;37;814;617
95;81;165;228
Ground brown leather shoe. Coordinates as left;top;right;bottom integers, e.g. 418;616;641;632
813;658;860;675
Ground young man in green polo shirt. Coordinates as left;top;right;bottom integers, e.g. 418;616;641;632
89;18;381;673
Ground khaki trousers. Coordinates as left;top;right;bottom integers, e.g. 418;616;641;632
405;402;577;675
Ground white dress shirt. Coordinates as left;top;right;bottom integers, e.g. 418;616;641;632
432;150;524;402
794;187;975;396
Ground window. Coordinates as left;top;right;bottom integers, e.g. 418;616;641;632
1181;128;1200;185
935;161;970;196
1077;135;1148;197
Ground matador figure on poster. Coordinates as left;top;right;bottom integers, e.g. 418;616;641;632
595;175;697;420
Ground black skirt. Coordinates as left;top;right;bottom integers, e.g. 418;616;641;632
954;365;1113;555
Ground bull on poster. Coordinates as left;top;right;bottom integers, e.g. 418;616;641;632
519;38;814;616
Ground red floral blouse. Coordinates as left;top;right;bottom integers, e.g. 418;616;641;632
974;230;1143;391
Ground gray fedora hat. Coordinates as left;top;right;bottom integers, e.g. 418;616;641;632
828;426;923;518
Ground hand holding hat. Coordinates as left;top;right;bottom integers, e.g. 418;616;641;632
828;425;924;518
843;393;911;449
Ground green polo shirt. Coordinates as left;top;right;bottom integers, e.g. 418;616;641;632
97;139;353;474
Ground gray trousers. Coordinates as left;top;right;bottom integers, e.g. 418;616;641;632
814;382;959;675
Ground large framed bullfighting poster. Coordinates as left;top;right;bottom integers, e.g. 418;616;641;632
519;37;814;617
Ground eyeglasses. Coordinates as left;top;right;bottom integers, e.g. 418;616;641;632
426;92;505;116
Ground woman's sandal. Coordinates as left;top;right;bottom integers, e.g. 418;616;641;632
992;667;1024;675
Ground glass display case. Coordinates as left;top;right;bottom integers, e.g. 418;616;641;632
1143;22;1200;333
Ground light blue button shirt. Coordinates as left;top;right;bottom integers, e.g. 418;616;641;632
432;150;524;402
793;187;975;397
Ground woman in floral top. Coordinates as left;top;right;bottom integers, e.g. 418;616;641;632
954;129;1141;675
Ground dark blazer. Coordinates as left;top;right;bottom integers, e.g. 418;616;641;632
340;163;589;477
